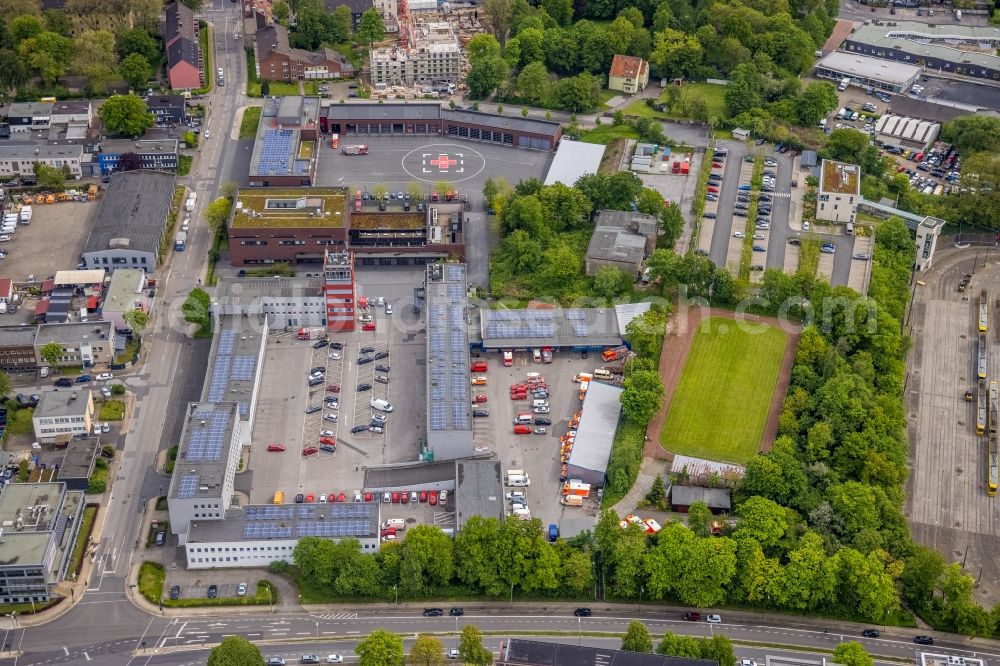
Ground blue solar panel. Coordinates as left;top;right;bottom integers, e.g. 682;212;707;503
246;505;294;520
231;355;256;381
243;524;293;539
176;474;198;499
185;410;229;462
217;329;235;355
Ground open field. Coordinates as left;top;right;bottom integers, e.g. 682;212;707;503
660;316;788;463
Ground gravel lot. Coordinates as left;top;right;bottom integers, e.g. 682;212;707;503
0;198;95;283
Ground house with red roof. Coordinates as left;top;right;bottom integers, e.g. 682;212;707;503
608;54;649;95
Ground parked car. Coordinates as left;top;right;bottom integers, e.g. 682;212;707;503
706;614;722;623
357;383;372;392
375;364;390;373
237;582;248;596
170;585;180;600
207;585;218;599
862;629;880;638
423;608;444;616
574;608;592;616
682;612;701;621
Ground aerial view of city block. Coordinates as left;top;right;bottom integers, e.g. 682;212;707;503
0;0;996;662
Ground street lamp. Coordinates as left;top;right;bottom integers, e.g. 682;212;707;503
9;612;17;629
394;584;398;605
577;616;581;646
510;583;513;604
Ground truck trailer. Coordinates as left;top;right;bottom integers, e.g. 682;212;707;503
297;327;326;340
342;145;369;156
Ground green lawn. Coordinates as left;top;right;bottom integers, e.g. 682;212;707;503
577;123;639;145
239;106;262;139
245;49;301;97
99;400;125;421
176;154;192;176
660;317;788;464
623;82;728;121
67;506;97;577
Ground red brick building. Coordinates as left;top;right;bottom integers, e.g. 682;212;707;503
322;104;562;151
323;251;356;332
255;24;354;82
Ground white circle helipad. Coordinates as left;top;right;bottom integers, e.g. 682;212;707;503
401;143;487;184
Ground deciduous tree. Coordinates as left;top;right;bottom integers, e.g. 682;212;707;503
206;636;264;666
356;628;405;666
408;634;446;665
622;620;653;653
458;625;492;665
357;8;385;44
620;369;665;423
832;642;873;666
39;342;63;366
119;53;151;90
98;94;154;137
686;500;711;536
33;163;65;189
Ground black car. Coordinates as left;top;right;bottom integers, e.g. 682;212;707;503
374;351;389;360
423;608;444;616
862;629;880;638
54;378;73;387
375;364;390;373
351;424;368;434
320;444;336;453
534;417;551;425
472;409;489;417
170;585;180;600
573;608;592;617
330;341;344;349
312;339;329;349
207;585;218;599
914;636;934;645
361;346;376;353
295;493;305;503
310;366;325;374
358;356;374;365
450;608;464;616
357;383;372;392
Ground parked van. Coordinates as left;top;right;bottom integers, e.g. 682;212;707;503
273;491;284;505
514;413;532;425
370;398;394;412
526;372;541;380
382;518;406;531
593;368;613;380
561;495;584;507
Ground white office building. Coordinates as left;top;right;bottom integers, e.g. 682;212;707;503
817;159;861;225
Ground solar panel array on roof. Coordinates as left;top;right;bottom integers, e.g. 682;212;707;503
243;523;293;539
246;505;295;520
485;310;557;339
207;329;258;403
185;410;230;462
176;474;198;499
296;520;371;537
231;356;256;381
258;129;295;176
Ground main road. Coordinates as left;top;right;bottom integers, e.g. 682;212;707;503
8;606;1000;665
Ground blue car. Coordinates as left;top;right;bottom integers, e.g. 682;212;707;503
75;375;91;383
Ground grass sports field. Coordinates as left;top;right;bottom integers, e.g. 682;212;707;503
661;317;788;464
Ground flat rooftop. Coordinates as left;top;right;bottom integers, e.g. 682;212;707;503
567;380;624;476
544;140;606;186
35;322;113;346
455;460;504;530
425;264;472;437
35;389;91;419
479;307;622;350
102;269;145;312
200;314;267;417
820;159;860;196
498;639;720;666
847;24;1000;71
817;51;921;86
0;483;80;573
232;188;347;229
59;436;99;480
169;402;241;501
186;502;380;543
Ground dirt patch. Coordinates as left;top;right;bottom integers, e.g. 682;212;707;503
646;304;800;460
600;138;627;174
823;19;857;54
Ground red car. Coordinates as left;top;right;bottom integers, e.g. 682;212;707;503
337;492;346;503
381;527;397;538
401;492;409;504
707;186;719;193
712;162;723;168
302;446;319;456
429;492;438;506
362;323;376;332
330;492;339;502
267;443;286;452
306;493;315;503
473;394;488;403
326;384;341;393
510;383;528;392
513;424;532;434
319;436;336;446
391;492;400;503
364;492;374;502
419;490;428;503
510;393;527;401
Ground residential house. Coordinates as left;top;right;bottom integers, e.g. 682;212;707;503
100;268;151;332
164;1;203;90
323;0;372;31
146;95;187;125
608;54;649;94
6;102;53;133
585;209;659;277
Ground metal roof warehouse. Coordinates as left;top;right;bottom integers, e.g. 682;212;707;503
476;307;622;351
565;380;624;487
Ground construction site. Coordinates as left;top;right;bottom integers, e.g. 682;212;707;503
367;0;485;99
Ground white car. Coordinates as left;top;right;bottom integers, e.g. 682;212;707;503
732;231;744;238
533;406;550;414
96;373;113;381
327;656;344;664
802;222;810;231
0;236;12;242
320;430;335;438
102;422;110;433
324;414;338;423
101;387;112;398
237;582;247;596
329;352;341;360
447;650;460;660
706;614;722;623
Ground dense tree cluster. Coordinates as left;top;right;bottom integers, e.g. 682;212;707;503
292;518;594;600
0;2;165;95
488;172;682;302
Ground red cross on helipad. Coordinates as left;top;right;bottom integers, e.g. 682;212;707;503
429;154;458;171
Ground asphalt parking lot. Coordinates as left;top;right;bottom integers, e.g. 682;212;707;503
314;136;552;202
707;141;749;265
907;251;1000;605
0;198;95;284
470;346;601;529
